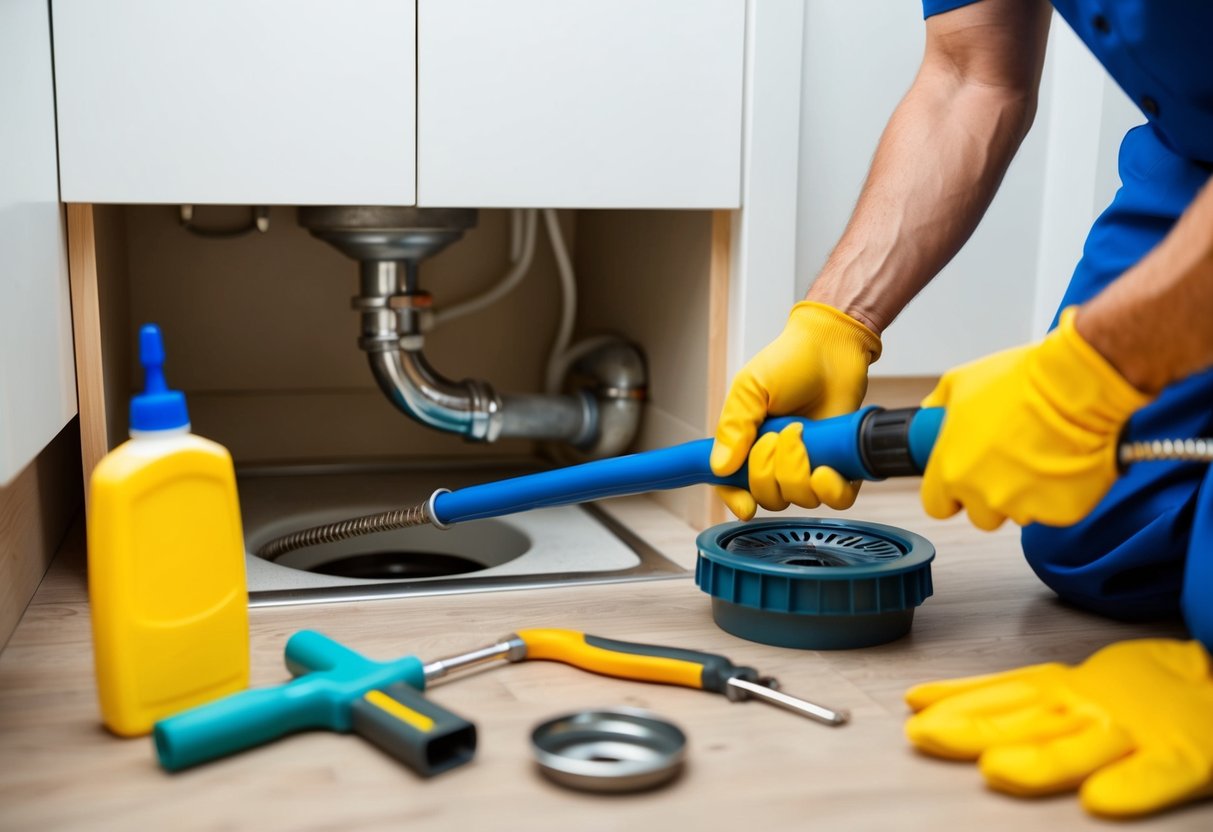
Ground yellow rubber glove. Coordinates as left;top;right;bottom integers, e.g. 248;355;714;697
921;307;1151;530
710;301;881;520
905;639;1213;818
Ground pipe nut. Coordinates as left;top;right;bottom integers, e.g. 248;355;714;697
359;334;399;352
351;295;390;311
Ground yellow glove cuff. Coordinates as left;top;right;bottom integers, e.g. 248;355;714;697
788;301;883;365
1037;307;1152;431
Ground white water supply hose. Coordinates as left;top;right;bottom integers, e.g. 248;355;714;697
434;209;539;327
431;206;620;397
541;207;579;394
540;208;625;395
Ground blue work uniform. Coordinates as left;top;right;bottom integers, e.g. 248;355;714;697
923;0;1213;649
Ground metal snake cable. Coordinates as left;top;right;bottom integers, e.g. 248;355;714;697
1118;437;1213;465
256;501;434;562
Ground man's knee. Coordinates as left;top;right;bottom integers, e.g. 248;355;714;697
1021;520;1185;621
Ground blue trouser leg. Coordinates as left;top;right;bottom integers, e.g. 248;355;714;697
1184;465;1213;649
1019;125;1213;647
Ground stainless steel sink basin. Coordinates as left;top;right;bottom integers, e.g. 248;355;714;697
238;460;686;607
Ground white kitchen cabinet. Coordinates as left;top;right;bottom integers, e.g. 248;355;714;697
52;0;417;206
417;0;745;208
52;0;744;209
0;0;77;486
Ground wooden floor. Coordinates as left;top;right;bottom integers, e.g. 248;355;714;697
0;486;1207;831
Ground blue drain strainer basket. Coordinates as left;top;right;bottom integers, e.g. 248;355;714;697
695;518;934;650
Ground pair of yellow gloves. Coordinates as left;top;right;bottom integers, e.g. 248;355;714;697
711;302;1213;818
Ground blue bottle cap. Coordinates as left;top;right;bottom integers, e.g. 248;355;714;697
129;324;190;432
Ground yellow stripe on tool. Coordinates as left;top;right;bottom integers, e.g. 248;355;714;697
517;628;705;689
363;689;435;733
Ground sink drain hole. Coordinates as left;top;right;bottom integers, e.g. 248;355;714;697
254;516;533;580
309;551;485;580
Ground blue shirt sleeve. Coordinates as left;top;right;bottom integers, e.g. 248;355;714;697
922;0;983;19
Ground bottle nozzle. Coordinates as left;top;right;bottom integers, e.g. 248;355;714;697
130;324;189;433
140;325;169;395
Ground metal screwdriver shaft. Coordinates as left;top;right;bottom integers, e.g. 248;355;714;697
423;639;524;681
725;677;849;726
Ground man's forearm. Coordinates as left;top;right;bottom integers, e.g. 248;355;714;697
808;0;1051;334
1077;177;1213;395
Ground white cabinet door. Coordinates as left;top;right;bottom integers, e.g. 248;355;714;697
1;0;77;486
53;0;416;206
418;0;745;208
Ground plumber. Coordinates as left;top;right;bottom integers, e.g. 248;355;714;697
711;0;1213;818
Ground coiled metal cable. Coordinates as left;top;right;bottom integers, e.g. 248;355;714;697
256;501;434;562
1119;437;1213;466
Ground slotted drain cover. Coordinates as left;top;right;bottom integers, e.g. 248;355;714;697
722;525;906;566
696;519;934;650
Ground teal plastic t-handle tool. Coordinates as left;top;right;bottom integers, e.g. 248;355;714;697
153;631;476;776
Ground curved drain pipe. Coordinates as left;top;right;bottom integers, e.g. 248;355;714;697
358;258;598;444
302;207;644;456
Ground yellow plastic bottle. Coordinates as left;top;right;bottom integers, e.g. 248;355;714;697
88;324;249;736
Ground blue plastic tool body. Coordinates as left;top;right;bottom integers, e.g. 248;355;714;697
154;631;426;771
908;407;944;473
432;407;944;526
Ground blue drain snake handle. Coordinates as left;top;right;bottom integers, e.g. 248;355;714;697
432;407;944;525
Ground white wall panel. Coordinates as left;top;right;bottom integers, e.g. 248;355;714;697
727;0;805;378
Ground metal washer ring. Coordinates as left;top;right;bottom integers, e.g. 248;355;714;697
530;708;686;793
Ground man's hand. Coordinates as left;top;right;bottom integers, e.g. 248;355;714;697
710;302;880;520
920;307;1150;530
905;639;1213;818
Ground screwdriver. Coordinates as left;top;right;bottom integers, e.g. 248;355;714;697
423;628;849;727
